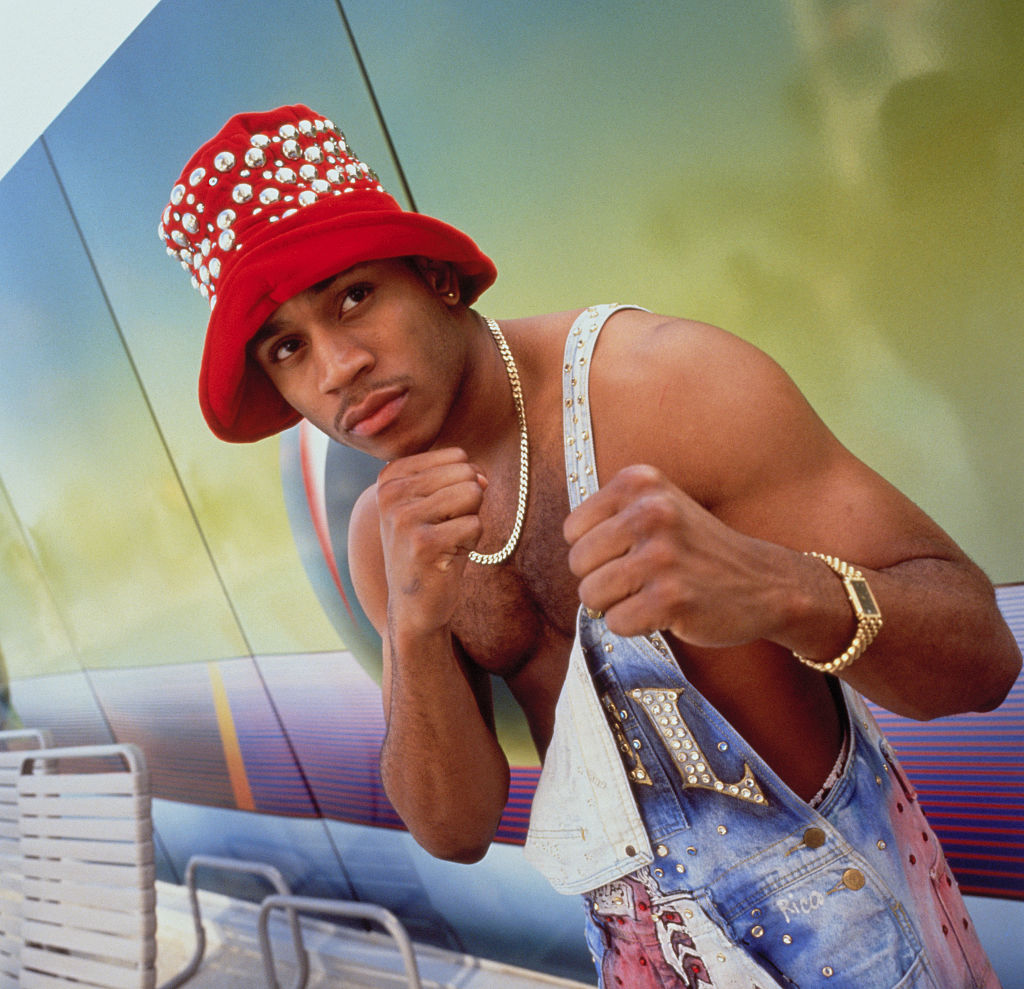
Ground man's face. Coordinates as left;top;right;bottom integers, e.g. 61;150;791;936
249;258;464;459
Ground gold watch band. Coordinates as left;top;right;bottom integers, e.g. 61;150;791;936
793;553;883;675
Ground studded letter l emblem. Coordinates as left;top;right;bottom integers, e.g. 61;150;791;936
632;688;768;806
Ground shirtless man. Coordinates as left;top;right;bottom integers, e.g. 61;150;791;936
162;105;1020;988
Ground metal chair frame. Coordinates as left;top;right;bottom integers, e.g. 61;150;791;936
158;854;306;989
257;894;423;989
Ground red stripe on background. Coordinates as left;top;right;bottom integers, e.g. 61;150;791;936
299;421;358;625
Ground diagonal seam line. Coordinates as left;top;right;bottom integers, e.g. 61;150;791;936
40;134;258;660
334;0;418;212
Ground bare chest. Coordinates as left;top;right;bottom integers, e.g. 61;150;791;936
450;449;579;677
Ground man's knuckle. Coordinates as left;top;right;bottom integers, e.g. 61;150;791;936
642;494;676;527
391;501;421;528
645;536;679;569
406;526;435;556
621;463;662;489
461;481;486;511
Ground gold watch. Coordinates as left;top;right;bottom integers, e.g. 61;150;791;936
793;553;883;675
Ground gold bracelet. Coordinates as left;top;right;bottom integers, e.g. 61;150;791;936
793;553;883;675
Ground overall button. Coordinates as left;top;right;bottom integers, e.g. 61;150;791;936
786;826;827;856
827;867;867;896
804;827;826;849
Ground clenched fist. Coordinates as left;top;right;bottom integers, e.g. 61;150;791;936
564;464;791;648
376;448;487;636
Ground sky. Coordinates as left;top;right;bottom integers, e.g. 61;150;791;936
0;0;160;180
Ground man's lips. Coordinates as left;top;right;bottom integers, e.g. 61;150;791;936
340;387;408;437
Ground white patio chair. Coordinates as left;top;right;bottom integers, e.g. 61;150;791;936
16;743;155;989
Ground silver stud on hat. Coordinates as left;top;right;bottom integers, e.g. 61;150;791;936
159;108;385;311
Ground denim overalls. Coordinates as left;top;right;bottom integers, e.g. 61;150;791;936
525;305;997;988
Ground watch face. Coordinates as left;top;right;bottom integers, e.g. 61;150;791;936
850;577;881;617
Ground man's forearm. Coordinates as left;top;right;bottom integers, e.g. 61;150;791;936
781;551;1020;720
380;626;511;862
834;556;1020;719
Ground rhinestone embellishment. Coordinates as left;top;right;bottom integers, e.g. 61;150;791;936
159;110;384;308
632;688;768;805
602;694;653;787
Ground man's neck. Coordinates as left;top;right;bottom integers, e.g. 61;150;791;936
432;311;523;466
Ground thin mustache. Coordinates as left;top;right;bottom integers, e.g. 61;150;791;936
333;376;410;434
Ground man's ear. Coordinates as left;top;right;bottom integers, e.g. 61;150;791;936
411;256;461;305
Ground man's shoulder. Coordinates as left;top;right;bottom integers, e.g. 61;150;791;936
506;305;748;374
521;304;756;355
506;306;788;429
349;483;381;560
574;309;827;504
347;482;387;629
583;308;782;396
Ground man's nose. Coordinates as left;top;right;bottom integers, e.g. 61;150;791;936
315;333;373;393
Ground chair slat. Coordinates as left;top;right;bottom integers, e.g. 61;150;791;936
21;877;154;914
22;858;155;891
22;920;156;965
21;945;152;989
19;836;152;865
20;899;155;938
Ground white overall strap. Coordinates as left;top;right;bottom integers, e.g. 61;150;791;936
560;304;648;509
524;304;654;895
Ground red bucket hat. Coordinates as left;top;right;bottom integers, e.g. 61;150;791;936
159;104;497;442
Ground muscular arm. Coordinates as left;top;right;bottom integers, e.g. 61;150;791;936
566;313;1021;720
349;452;510;862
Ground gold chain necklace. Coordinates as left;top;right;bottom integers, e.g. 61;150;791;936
469;318;529;565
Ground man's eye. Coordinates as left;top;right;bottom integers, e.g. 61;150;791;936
271;338;301;363
340;284;371;313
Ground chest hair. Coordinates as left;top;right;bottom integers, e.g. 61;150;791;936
449;447;578;679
